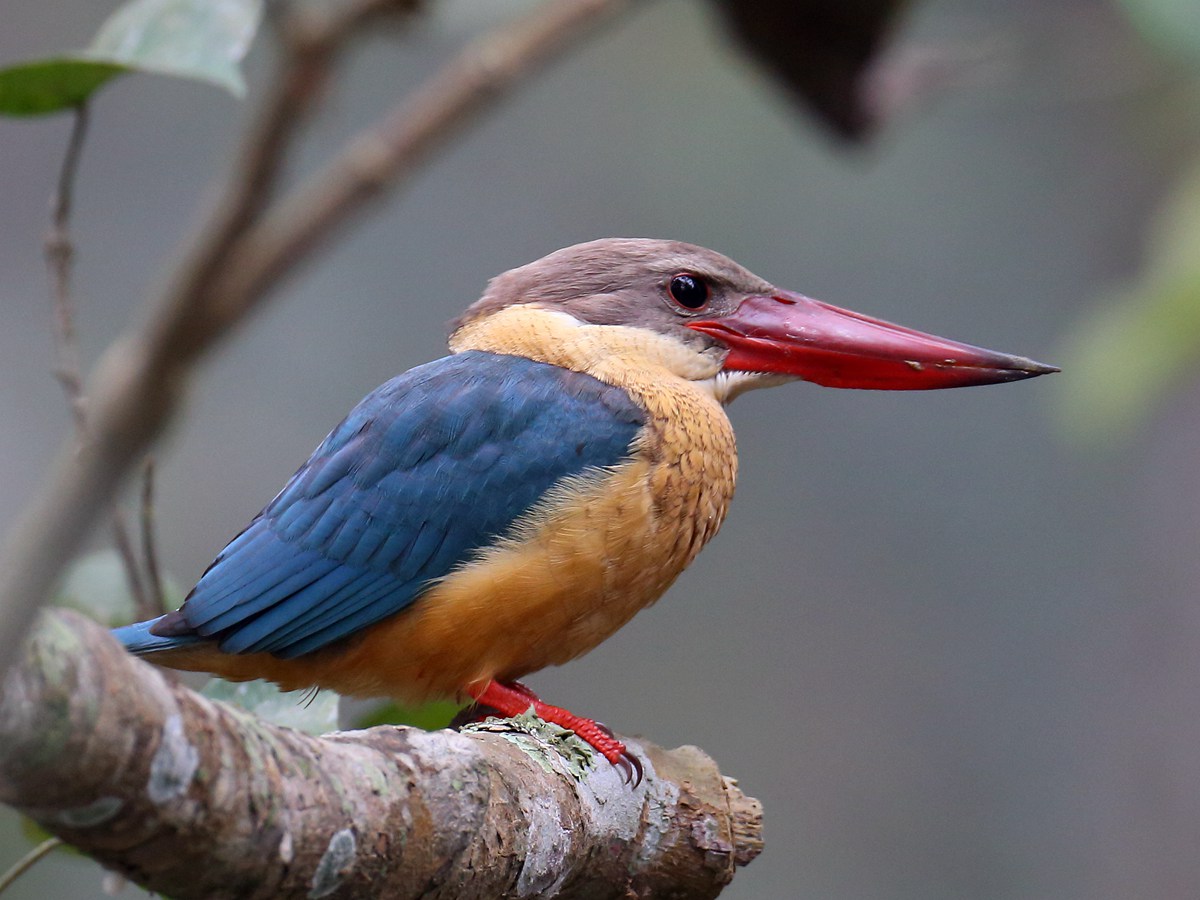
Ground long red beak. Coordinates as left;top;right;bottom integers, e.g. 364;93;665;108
687;292;1058;390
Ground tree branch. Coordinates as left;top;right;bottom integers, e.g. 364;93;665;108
0;0;636;676
0;611;762;899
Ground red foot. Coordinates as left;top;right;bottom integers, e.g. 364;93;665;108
467;680;643;785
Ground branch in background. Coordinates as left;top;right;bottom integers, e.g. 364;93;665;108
0;0;635;675
222;0;637;310
107;506;151;619
154;0;422;340
44;104;89;430
0;611;762;899
41;102;162;622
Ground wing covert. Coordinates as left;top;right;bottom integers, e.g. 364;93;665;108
174;351;645;658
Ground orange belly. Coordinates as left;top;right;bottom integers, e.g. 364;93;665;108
161;451;730;699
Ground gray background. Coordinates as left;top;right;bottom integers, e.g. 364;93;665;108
3;0;1200;897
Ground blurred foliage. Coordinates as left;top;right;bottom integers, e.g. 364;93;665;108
53;551;136;628
53;549;181;627
709;0;910;138
354;699;461;732
1114;0;1200;67
87;0;263;95
1057;155;1200;442
16;819;49;849
0;0;262;116
1057;0;1200;443
201;679;340;736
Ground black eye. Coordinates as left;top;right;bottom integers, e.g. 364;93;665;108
669;273;709;310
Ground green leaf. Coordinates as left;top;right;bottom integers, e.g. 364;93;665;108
1056;156;1200;442
202;679;340;736
84;0;264;96
0;0;262;116
0;58;126;116
355;700;461;732
1115;0;1200;67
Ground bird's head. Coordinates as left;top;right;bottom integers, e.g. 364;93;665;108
450;238;1057;399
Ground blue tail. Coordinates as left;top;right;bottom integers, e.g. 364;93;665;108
111;617;204;655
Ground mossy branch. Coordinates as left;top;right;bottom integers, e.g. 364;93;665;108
0;611;762;899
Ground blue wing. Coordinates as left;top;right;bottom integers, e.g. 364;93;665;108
128;351;645;659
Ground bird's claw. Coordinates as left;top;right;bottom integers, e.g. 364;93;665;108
613;749;644;787
589;720;644;786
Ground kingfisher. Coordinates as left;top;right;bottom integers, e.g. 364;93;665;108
113;239;1055;778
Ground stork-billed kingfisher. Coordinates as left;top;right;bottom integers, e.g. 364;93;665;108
114;239;1055;777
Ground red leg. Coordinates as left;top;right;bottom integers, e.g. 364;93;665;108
467;680;643;785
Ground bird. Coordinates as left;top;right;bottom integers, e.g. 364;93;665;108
113;238;1055;780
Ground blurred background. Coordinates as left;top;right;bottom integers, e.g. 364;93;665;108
3;0;1200;896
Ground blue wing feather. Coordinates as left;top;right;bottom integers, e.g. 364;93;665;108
121;351;645;660
239;571;391;654
112;618;203;654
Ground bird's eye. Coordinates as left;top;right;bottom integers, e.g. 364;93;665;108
669;273;709;311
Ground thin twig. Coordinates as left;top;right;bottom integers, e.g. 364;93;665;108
44;104;89;429
139;458;167;614
0;837;63;896
110;508;150;620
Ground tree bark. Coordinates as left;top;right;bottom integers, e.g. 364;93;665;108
0;611;762;899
